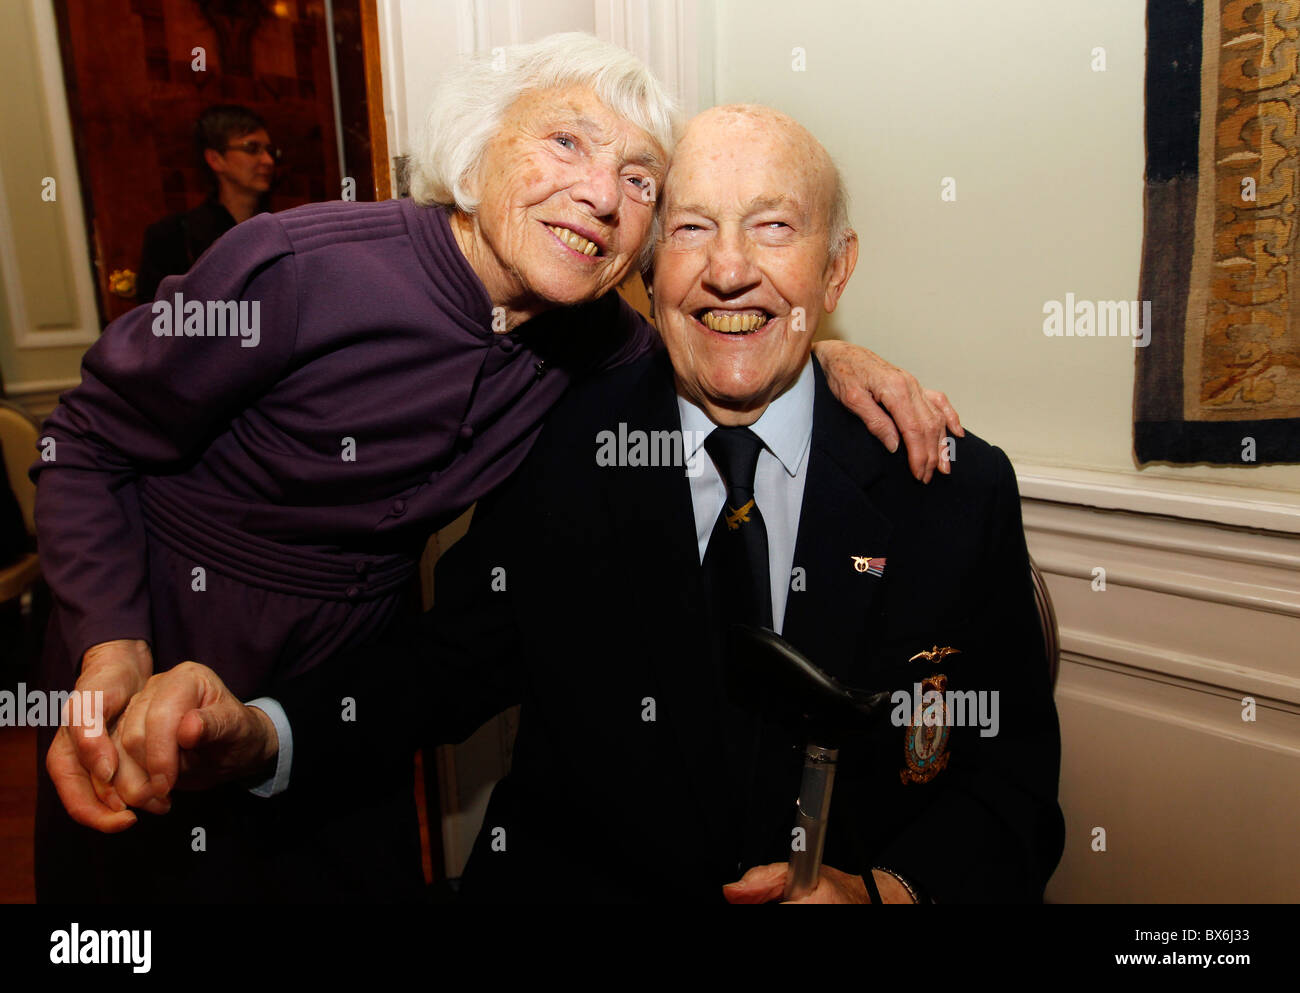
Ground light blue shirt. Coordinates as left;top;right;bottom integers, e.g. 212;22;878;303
676;358;814;634
245;697;292;796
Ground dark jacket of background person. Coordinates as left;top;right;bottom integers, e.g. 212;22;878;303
135;195;268;303
279;351;1066;903
29;197;655;902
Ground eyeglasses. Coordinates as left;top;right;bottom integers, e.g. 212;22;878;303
225;141;281;161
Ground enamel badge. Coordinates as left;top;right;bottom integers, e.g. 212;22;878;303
901;673;951;785
850;555;886;577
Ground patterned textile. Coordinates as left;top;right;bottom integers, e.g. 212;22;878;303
1135;0;1300;464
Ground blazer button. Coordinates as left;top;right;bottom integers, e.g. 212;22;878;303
498;337;515;352
346;586;360;600
392;499;407;515
458;423;474;442
354;560;369;575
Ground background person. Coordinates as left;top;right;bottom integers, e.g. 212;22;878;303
135;104;277;303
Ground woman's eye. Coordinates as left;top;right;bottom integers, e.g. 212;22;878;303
553;134;577;150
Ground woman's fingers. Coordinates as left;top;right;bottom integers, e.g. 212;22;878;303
46;727;138;833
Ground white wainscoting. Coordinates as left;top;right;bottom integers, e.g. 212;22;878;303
1026;498;1300;903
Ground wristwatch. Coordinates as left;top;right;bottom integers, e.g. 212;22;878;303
871;866;933;904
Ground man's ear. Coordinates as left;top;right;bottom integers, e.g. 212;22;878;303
822;229;859;315
203;147;226;176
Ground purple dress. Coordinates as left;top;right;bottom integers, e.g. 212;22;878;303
31;198;655;901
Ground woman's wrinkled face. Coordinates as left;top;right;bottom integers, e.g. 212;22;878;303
468;85;666;310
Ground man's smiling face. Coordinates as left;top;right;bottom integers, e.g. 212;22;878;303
652;106;857;425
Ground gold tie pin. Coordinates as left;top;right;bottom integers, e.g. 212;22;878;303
725;499;755;530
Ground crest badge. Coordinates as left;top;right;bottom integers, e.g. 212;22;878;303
901;673;951;785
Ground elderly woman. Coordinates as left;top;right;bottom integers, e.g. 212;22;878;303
34;33;957;902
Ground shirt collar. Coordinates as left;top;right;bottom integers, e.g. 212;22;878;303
676;358;815;477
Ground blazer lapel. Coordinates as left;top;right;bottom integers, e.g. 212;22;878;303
781;359;895;686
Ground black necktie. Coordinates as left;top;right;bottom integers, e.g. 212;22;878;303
702;426;773;630
701;426;773;872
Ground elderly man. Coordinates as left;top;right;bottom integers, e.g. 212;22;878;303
108;104;1063;903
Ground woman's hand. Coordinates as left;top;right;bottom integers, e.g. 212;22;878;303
46;638;153;831
812;339;963;483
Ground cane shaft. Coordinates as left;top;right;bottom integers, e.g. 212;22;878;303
783;744;838;901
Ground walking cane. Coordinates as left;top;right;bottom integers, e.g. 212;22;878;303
726;625;890;902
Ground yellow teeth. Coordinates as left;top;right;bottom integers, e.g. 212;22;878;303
701;311;768;333
548;225;600;256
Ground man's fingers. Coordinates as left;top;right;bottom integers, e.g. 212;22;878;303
176;708;210;751
142;668;213;794
46;731;137;833
109;734;172;815
722;863;789;904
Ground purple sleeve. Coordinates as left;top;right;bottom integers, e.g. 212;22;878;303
594;293;662;372
31;214;300;667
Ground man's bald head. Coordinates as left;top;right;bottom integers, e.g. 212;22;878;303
659;104;851;261
649;103;859;426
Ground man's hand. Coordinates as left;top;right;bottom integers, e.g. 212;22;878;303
812;339;963;483
45;638;153;832
722;862;917;904
112;661;279;806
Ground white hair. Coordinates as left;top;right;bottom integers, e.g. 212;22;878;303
828;166;852;260
409;32;679;213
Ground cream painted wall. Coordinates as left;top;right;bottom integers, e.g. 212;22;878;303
0;0;99;400
708;0;1300;502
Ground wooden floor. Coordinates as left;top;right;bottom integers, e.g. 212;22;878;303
0;726;36;903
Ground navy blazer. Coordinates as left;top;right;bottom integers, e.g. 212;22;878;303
283;350;1066;902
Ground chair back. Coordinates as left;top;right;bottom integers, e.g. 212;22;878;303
1028;556;1060;689
0;401;41;536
